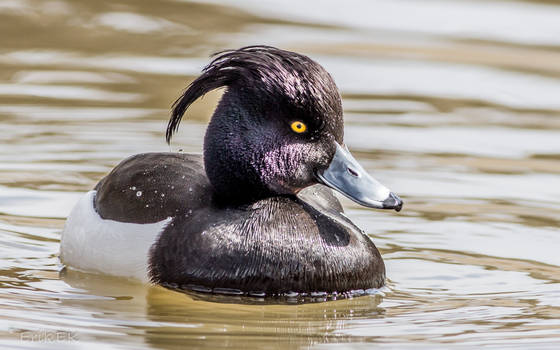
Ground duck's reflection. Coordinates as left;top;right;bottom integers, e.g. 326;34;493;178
61;269;386;350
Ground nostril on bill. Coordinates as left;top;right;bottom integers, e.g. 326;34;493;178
347;167;359;177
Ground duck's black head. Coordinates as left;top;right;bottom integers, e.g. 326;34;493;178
167;46;402;210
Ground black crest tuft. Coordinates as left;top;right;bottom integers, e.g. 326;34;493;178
166;45;342;143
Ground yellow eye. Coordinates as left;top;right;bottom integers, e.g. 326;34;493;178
290;121;307;133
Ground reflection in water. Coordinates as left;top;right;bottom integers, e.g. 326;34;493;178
58;270;386;350
1;0;560;349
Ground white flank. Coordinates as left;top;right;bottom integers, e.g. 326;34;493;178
60;191;171;282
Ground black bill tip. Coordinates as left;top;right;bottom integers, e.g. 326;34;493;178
382;192;403;212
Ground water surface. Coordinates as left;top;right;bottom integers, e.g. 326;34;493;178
1;0;560;349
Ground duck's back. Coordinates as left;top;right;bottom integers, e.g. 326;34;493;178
94;153;211;223
60;153;210;281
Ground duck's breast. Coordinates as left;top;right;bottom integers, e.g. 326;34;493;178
149;195;385;293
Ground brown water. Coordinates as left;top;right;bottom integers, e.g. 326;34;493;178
1;0;560;349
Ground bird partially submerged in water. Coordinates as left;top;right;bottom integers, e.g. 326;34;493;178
60;46;403;298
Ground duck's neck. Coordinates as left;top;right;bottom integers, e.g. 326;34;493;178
203;89;276;205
